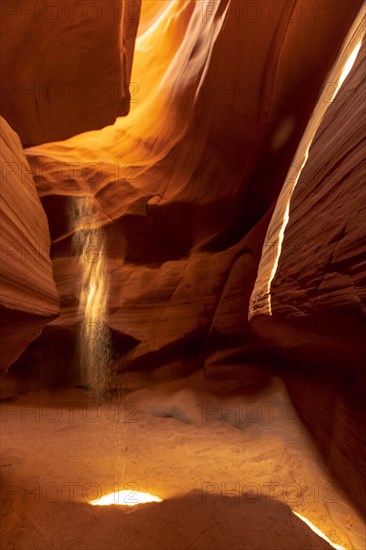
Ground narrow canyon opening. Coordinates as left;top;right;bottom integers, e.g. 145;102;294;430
0;2;365;549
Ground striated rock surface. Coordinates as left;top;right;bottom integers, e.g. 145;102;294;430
249;15;366;514
0;0;141;146
0;117;59;371
250;14;365;366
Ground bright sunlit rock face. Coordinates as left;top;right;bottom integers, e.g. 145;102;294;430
336;40;362;94
90;491;162;506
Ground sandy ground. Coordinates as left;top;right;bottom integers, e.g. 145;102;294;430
1;373;364;550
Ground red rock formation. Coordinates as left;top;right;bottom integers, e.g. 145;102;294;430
0;0;141;146
0;117;59;371
22;1;362;367
249;14;366;514
1;0;365;519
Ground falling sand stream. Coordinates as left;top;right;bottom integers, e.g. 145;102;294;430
71;196;113;400
69;196;135;504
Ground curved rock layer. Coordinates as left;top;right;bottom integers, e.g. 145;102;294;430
23;0;362;359
0;117;59;371
249;14;366;514
0;0;141;146
28;0;361;234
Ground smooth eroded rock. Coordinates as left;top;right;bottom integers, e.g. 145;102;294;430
0;0;141;145
0;117;59;371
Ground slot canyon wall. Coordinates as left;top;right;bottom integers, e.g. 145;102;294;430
0;0;142;145
0;0;365;516
0;117;59;371
250;29;366;516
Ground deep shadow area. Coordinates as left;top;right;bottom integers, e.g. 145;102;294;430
0;326;139;397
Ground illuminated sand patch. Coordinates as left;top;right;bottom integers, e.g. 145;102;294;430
293;512;346;550
90;491;162;506
1;380;363;549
